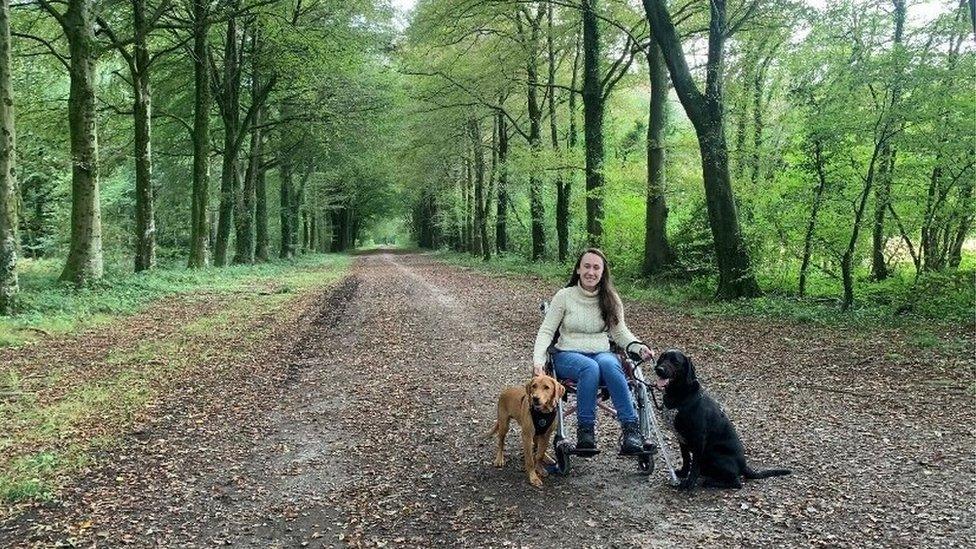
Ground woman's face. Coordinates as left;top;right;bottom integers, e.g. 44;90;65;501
576;252;604;291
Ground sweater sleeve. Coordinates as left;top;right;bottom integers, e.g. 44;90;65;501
608;294;642;351
532;290;567;366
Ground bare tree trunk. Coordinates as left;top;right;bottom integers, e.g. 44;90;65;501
495;108;508;252
214;15;241;267
643;0;761;298
279;156;294;258
468;118;488;260
237;104;262;264
188;0;210;268
254;153;268;261
799;139;828;297
842;148;883;311
0;0;16;314
871;0;906;281
525;6;546;260
463;157;472;252
60;0;103;285
234;26;262;265
132;0;155;272
582;0;604;245
642;42;674;276
548;2;569;262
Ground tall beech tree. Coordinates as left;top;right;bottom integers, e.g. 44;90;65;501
0;0;15;313
188;0;210;267
33;0;105;285
95;0;178;272
642;0;761;298
642;39;674;275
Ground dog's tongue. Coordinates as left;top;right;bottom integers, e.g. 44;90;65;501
655;378;670;390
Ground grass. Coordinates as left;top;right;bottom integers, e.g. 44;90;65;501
0;253;352;348
433;250;975;337
0;253;351;504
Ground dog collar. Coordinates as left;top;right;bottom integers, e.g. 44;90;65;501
530;406;557;433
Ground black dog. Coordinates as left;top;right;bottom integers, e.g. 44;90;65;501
654;349;790;489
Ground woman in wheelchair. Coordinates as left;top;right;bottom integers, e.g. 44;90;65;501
532;248;655;456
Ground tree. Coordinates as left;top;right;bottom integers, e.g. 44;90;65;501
31;0;105;285
95;0;176;272
0;0;16;314
188;0;210;268
642;0;761;298
641;39;674;275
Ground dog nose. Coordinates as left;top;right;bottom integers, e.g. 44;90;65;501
532;396;540;404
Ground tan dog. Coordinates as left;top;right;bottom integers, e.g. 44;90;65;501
487;375;565;488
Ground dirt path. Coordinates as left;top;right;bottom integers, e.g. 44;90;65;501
2;252;973;547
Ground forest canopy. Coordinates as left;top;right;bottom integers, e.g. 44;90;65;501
0;0;972;317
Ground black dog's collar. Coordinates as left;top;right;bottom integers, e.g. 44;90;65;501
665;390;704;411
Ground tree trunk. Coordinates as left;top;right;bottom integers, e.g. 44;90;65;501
60;0;103;285
495;109;508;253
291;169;306;253
749;56;765;188
236;106;261;264
548;2;569;262
0;0;16;314
642;42;674;276
234;27;262;265
799;139;828;297
255;153;268;261
468;118;488;260
643;0;761;298
279;156;294;258
523;5;546;260
132;0;155;272
214;15;241;267
582;0;604;245
842;148;882;311
188;0;210;268
870;0;906;281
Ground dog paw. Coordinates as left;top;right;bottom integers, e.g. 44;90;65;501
529;474;543;488
493;456;506;468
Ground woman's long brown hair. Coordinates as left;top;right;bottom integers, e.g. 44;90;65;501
565;247;621;328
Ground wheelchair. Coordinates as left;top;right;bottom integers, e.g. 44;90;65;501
540;303;677;482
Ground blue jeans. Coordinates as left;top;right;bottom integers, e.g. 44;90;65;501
552;351;637;425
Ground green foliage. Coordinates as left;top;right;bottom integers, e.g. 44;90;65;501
435;248;975;332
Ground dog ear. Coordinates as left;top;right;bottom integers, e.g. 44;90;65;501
554;379;565;400
684;354;697;381
525;379;534;396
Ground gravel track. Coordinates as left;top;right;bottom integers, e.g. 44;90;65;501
2;252;972;548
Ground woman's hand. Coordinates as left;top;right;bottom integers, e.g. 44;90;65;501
532;363;545;377
638;345;655;362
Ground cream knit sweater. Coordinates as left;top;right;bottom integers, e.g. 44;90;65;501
532;284;640;366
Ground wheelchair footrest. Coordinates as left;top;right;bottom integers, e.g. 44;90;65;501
568;447;601;457
618;443;658;457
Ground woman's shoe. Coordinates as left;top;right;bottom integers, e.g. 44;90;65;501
619;421;644;455
576;424;596;450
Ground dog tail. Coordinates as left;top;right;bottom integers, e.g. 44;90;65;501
744;466;791;479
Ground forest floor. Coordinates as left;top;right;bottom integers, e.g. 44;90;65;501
1;251;973;548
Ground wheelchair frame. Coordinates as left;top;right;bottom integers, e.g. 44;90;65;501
540;302;678;483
